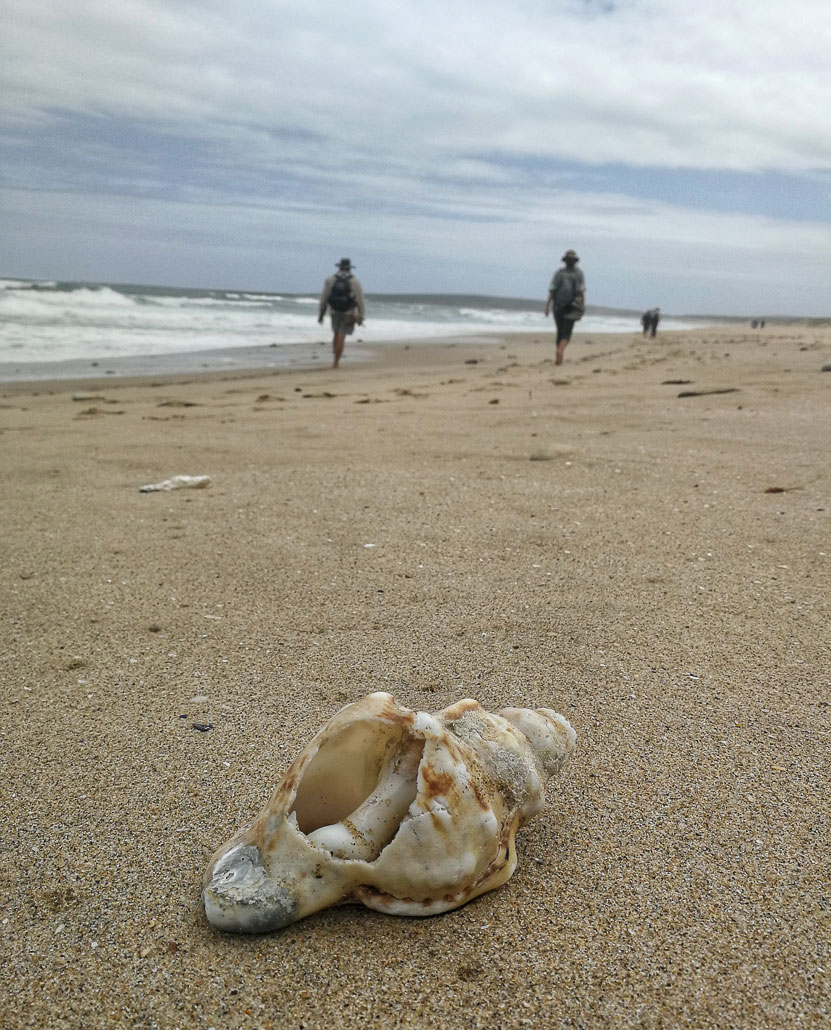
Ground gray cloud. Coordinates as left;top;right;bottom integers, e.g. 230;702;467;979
2;0;829;313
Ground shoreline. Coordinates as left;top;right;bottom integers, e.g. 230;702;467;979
0;317;762;386
0;330;562;390
0;324;767;392
2;324;829;1028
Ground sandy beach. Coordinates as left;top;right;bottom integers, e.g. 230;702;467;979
1;325;829;1028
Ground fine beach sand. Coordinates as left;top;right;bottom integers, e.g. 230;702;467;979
1;325;829;1028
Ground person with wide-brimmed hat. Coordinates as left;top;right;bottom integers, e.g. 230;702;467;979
318;258;366;369
544;249;586;365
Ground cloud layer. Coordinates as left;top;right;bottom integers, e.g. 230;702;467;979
2;0;830;313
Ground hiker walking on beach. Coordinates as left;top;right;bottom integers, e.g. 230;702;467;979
318;258;366;369
544;249;585;365
641;308;660;337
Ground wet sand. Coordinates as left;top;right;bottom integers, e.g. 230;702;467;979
1;326;829;1028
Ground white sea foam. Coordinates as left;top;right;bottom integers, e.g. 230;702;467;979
0;278;711;374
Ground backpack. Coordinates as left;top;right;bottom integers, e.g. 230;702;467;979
552;270;579;309
328;273;355;312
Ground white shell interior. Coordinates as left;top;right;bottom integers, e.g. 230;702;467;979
291;720;425;862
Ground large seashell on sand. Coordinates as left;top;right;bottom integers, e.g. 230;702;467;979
203;692;576;933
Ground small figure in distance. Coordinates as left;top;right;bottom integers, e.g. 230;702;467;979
318;258;366;369
641;308;660;337
544;249;586;365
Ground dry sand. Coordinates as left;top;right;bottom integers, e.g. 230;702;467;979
1;326;829;1028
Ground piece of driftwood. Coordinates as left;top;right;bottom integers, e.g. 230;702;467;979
677;388;739;398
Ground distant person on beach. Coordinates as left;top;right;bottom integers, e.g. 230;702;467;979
641;308;660;337
544;249;585;365
318;258;366;369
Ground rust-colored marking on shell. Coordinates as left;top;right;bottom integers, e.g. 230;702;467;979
420;762;455;799
279;768;301;797
377;699;416;726
428;810;449;835
441;698;481;722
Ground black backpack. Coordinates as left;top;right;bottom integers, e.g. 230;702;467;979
328;273;355;312
553;271;578;308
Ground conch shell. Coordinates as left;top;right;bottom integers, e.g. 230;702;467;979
203;692;576;933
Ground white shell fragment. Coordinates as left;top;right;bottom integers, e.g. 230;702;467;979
139;474;211;493
203;692;576;933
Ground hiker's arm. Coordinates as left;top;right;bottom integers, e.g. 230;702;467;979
352;279;366;322
544;274;557;315
543;273;556;313
318;279;331;322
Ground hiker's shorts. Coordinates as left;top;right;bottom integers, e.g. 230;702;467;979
331;310;357;335
554;309;576;342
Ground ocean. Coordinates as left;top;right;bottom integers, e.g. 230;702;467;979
0;278;710;381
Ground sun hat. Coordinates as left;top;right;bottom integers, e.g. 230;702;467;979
561;249;579;262
337;258;353;270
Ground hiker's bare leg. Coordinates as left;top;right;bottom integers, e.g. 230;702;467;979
332;332;345;368
556;338;568;364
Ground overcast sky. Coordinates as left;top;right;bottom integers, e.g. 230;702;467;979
2;0;830;314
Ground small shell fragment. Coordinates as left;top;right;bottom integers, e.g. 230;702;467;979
139;475;210;493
